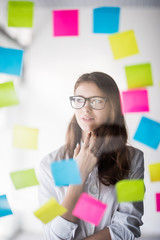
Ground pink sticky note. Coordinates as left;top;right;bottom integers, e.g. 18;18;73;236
121;89;149;113
72;193;107;226
156;193;160;212
53;10;79;36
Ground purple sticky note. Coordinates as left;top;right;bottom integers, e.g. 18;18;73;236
121;89;149;113
53;10;79;36
72;193;107;226
156;193;160;212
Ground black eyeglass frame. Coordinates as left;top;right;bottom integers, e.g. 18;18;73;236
69;95;109;110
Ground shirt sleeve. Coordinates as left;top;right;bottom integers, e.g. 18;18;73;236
38;155;78;240
108;149;144;240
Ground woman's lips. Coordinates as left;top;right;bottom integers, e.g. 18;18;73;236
81;117;94;122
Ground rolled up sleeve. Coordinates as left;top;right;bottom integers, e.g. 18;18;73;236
38;155;78;240
108;149;144;240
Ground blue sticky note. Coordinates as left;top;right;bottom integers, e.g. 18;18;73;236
50;159;82;186
133;116;160;149
93;7;120;34
0;47;23;76
0;195;13;217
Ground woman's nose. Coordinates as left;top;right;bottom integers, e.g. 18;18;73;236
82;100;92;112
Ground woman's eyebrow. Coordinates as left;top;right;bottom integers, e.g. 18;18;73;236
75;95;106;98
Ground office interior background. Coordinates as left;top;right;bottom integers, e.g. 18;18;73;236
0;0;160;239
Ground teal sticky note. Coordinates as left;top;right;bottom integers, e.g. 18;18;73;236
0;47;23;76
93;7;120;33
0;195;13;217
133;116;160;149
50;159;82;186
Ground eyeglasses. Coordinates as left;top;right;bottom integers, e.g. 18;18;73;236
69;96;108;110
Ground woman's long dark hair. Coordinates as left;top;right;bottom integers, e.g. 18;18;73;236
63;72;133;186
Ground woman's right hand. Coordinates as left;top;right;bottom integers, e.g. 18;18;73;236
73;132;98;182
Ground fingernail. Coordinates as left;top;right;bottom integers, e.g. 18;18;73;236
76;143;79;147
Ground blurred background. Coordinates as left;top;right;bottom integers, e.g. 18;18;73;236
0;0;160;239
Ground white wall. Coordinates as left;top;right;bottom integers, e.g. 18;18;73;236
0;5;160;238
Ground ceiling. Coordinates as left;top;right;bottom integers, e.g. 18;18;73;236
34;0;160;8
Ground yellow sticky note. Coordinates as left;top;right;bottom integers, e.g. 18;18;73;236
108;30;139;59
13;125;39;150
116;179;145;202
34;198;67;224
149;163;160;182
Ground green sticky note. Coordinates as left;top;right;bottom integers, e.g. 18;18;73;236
125;63;153;89
13;125;39;150
0;81;19;108
149;163;160;182
34;198;67;224
8;1;34;27
10;169;39;189
116;179;145;202
108;30;139;59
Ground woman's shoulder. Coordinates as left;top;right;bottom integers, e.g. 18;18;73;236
127;145;144;178
40;144;67;167
127;145;144;160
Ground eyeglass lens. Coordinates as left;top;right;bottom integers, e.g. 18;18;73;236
70;96;106;110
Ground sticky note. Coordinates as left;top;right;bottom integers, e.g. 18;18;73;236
133;117;160;149
121;89;149;113
116;179;144;202
0;195;13;217
72;193;107;226
53;10;79;36
93;7;120;34
50;159;82;186
149;163;160;182
13;125;39;150
0;81;19;108
8;1;34;27
0;47;23;76
34;198;67;224
156;193;160;212
108;30;139;59
10;168;39;189
125;63;153;89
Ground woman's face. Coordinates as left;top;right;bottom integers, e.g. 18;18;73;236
74;82;111;137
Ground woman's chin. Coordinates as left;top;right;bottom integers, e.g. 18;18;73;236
82;125;97;133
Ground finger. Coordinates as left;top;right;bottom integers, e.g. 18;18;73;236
89;135;97;152
73;143;80;159
83;132;91;149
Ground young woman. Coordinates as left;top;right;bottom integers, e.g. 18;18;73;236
38;72;144;240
